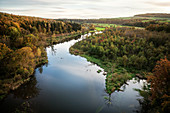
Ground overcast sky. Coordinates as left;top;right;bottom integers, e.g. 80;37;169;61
0;0;170;19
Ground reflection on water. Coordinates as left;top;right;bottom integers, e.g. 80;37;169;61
12;76;40;99
0;33;146;113
0;75;40;113
98;78;147;113
50;45;57;56
38;65;43;74
132;79;150;113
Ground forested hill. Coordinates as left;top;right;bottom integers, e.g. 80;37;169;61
134;13;170;18
62;13;170;30
63;13;170;33
0;12;81;47
0;12;81;98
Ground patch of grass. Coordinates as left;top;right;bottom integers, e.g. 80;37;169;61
89;30;95;33
95;27;105;31
142;20;151;22
93;23;117;27
92;23;144;29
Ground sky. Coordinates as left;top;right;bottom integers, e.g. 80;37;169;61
0;0;170;19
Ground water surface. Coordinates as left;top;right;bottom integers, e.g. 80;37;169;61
0;33;146;113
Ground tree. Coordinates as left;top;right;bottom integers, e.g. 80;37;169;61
36;47;41;57
81;26;86;34
38;24;42;32
96;46;105;57
0;43;12;60
3;47;35;78
30;26;38;34
122;55;128;67
89;24;95;30
147;57;170;112
8;26;20;40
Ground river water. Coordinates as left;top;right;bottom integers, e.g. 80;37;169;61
0;33;146;113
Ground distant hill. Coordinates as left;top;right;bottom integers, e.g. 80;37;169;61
134;13;170;18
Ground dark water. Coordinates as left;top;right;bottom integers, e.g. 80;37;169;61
0;33;146;113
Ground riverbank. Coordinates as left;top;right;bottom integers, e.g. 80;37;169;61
70;46;143;94
0;32;82;100
69;34;148;94
1;31;152;113
48;33;81;45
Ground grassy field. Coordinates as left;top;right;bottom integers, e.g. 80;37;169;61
86;15;170;32
92;23;143;31
142;19;170;23
134;16;170;20
87;15;170;32
95;27;105;31
93;23;120;27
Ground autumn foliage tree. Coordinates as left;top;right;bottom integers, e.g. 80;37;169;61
147;57;170;112
0;12;82;97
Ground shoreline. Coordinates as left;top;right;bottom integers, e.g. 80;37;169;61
69;34;147;94
0;32;82;100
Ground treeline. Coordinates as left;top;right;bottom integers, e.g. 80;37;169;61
123;21;170;33
0;12;81;98
62;13;170;27
134;13;170;18
122;20;157;27
0;12;81;48
65;19;170;33
62;13;170;33
146;23;170;33
62;18;148;25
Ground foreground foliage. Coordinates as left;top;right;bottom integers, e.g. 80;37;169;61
147;57;170;112
135;58;170;113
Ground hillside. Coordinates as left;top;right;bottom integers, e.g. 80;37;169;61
134;13;170;18
0;12;81;99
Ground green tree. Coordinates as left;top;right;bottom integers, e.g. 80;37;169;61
89;24;95;30
8;27;20;40
122;55;128;67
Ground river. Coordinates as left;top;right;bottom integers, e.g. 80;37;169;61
0;33;146;113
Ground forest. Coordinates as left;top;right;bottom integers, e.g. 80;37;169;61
0;12;81;99
134;13;170;18
0;12;169;113
64;13;170;33
70;15;170;112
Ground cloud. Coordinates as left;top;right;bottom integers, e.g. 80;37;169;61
0;8;31;12
146;1;170;7
0;0;170;19
0;0;48;6
52;7;65;9
51;10;66;13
